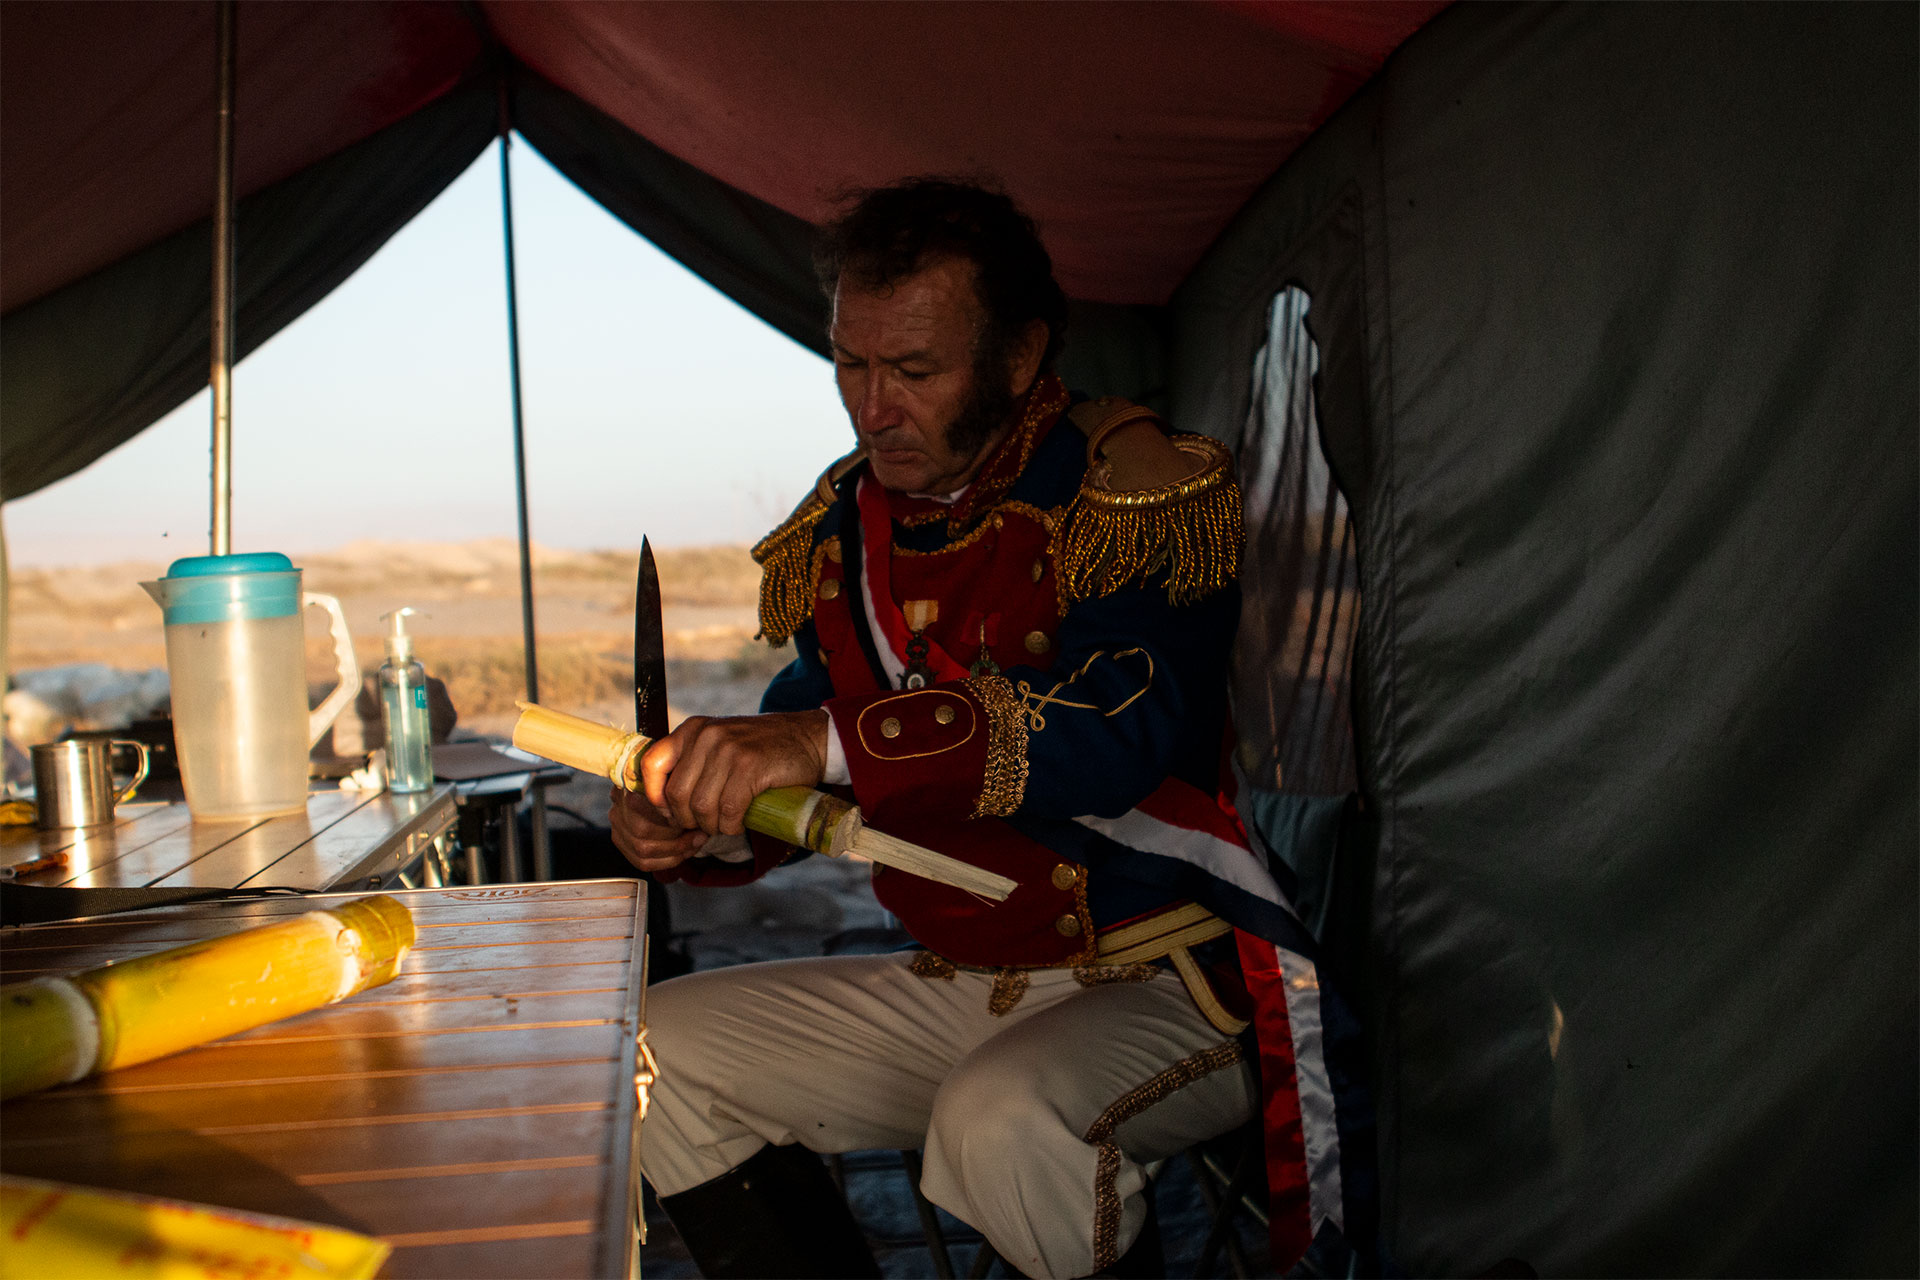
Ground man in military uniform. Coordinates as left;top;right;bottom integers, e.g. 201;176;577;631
614;181;1361;1279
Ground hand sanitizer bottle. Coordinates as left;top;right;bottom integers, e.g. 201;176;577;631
378;608;433;793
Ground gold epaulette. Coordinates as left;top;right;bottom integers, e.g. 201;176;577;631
1055;433;1243;609
751;449;865;646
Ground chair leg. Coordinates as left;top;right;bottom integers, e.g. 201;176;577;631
828;1151;848;1197
1188;1138;1256;1280
900;1148;957;1279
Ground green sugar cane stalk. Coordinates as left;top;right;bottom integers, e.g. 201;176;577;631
743;785;861;858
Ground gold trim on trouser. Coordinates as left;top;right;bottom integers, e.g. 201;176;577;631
1093;903;1247;1036
1081;1041;1247;1271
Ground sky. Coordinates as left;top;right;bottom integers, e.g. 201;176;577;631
3;137;853;568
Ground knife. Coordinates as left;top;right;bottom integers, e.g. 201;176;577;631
634;538;670;740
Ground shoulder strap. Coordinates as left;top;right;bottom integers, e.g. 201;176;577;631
1066;396;1209;492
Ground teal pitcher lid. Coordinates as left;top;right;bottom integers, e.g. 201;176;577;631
164;551;294;578
151;552;300;624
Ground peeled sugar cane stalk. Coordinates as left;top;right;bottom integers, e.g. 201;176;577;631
512;701;1015;900
0;895;414;1102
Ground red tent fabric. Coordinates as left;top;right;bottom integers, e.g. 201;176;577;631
1;0;1442;313
483;0;1442;303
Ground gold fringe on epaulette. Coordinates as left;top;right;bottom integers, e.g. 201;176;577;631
751;495;826;647
751;450;863;646
1055;434;1244;609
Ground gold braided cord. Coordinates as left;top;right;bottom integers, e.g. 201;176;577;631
1054;435;1244;610
751;450;863;646
894;500;1064;558
965;673;1031;818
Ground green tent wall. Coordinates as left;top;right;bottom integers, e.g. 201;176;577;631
1172;4;1917;1273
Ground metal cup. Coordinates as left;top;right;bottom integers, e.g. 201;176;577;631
31;739;152;830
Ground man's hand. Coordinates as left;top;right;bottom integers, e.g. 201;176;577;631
608;788;708;874
608;710;830;874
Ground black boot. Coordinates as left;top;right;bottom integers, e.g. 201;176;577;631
659;1143;882;1279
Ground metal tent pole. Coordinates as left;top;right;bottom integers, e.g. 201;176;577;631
497;103;550;881
209;0;237;557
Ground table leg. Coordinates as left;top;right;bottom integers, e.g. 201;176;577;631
499;803;523;882
432;838;455;886
464;842;485;885
531;791;552;881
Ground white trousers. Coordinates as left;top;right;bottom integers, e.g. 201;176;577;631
641;952;1258;1279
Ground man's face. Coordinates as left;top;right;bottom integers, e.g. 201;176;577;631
830;255;1014;495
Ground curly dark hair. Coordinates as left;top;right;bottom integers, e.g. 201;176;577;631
814;178;1069;375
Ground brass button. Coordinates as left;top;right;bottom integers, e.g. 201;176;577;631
934;704;956;725
1031;559;1045;582
880;717;902;739
1054;913;1083;938
1024;630;1051;654
819;578;841;600
1051;863;1080;890
825;538;843;564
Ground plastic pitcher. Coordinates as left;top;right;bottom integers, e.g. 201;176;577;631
141;553;360;822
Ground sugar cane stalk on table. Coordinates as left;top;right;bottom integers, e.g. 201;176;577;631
511;701;1015;901
0;895;415;1101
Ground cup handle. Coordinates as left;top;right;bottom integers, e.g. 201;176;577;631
109;740;151;806
304;591;363;749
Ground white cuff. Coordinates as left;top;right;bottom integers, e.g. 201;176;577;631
822;716;850;786
701;833;753;863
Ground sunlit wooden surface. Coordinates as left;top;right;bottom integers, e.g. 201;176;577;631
0;785;457;891
0;880;649;1279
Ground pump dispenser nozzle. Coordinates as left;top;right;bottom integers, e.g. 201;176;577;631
381;607;425;664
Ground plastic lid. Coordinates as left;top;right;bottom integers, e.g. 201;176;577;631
147;552;301;625
164;552;294;578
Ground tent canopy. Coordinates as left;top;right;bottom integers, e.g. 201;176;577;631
1;1;1438;304
2;5;1913;1277
1;0;1440;502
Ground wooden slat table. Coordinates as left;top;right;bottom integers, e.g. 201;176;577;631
0;880;649;1278
0;785;457;892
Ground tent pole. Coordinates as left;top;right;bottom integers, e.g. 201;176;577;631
209;0;236;557
497;104;550;881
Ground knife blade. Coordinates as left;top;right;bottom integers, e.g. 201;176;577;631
634;538;670;740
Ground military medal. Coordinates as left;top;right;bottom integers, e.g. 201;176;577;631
902;600;939;689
